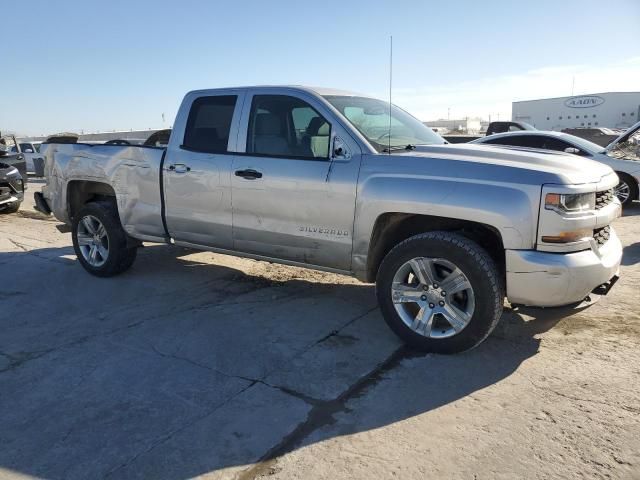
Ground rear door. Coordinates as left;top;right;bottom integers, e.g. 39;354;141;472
230;91;361;270
163;90;245;248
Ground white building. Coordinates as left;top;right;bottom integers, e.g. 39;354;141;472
512;92;640;131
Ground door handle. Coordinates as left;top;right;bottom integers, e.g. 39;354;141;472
169;163;191;173
235;169;262;180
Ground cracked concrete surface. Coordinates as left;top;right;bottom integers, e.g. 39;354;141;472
0;182;639;479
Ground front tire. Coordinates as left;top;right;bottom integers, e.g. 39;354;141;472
0;201;21;214
614;173;638;207
72;201;137;277
376;231;504;354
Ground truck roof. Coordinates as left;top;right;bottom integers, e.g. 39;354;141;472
186;85;368;98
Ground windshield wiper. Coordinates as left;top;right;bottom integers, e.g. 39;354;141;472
382;144;417;153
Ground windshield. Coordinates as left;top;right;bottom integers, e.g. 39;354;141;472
323;95;445;152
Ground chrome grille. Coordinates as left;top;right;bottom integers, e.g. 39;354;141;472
595;189;614;210
593;226;610;247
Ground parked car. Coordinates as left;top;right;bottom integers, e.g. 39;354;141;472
0;134;28;179
486;121;536;136
561;127;622;147
0;162;25;214
442;121;535;143
471;129;640;206
10;141;45;176
144;129;171;147
103;139;132;146
36;86;622;354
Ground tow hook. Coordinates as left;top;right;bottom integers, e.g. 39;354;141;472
591;275;619;296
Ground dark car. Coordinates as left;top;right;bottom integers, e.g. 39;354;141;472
0;161;25;213
486;121;536;136
0;133;28;179
143;129;171;147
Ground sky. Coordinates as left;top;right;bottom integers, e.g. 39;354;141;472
2;0;639;136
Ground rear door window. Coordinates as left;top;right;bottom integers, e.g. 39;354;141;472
183;95;237;153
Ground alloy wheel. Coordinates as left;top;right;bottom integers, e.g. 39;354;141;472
391;257;475;339
76;215;109;267
614;181;630;204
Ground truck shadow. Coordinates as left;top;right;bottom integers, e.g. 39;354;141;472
622;242;640;266
0;243;570;480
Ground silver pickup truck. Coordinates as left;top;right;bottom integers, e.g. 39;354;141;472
35;86;623;353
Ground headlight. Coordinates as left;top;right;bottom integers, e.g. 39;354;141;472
545;192;595;213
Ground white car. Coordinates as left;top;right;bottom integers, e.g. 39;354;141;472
10;142;44;176
471;122;640;206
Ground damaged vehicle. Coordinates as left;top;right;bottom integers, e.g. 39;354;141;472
36;86;623;353
606;120;640;162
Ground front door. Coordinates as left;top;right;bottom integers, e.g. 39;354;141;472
163;92;243;248
231;93;360;271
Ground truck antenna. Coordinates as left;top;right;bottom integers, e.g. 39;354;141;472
388;35;393;154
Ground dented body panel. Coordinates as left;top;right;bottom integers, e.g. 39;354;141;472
41;143;166;242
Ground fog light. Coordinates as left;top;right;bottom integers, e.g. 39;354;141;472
542;229;592;243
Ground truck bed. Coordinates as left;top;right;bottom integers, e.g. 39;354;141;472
41;143;167;241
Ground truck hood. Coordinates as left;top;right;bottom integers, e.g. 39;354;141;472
605;120;640;160
387;143;614;186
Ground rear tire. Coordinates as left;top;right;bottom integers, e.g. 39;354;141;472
72;201;137;277
376;231;504;354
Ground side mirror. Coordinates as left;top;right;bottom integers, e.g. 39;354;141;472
24;148;34;153
564;147;580;154
332;136;351;160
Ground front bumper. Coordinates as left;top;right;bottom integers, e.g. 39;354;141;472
0;192;23;206
506;227;622;307
0;179;25;206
